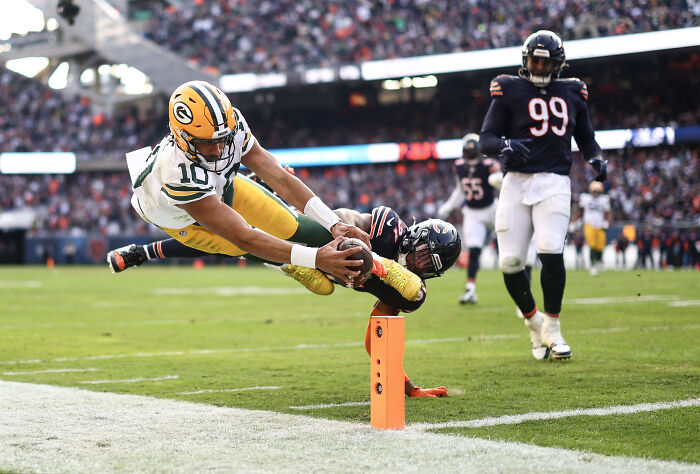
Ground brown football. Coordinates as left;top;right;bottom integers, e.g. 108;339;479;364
331;238;374;288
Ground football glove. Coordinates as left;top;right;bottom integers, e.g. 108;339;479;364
587;156;607;182
500;138;532;167
409;386;448;398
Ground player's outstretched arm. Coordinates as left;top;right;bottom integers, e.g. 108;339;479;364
242;142;371;248
177;196;362;282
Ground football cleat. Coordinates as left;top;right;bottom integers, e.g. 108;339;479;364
279;264;334;296
409;386;448;398
541;314;572;360
107;244;148;273
380;257;423;301
459;287;478;305
524;311;550;360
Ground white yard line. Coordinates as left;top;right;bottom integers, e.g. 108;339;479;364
79;375;179;385
179;386;281;395
3;368;98;375
0;280;42;288
0;381;697;474
290;401;370;410
412;398;700;431
1;324;699;366
566;295;678;305
0;319;191;330
153;286;309;296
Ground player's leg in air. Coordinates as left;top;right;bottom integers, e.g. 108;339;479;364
364;300;447;398
108;174;336;295
109;174;423;299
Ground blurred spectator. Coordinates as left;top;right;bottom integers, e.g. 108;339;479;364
615;232;629;269
0;67;165;161
139;0;698;75
1;145;697;256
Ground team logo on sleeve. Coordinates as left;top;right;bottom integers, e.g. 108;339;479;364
173;102;193;124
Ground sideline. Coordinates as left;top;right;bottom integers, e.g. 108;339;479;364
1;381;697;474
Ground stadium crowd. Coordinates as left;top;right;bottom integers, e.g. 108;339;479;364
0;68;164;161
138;0;698;74
2;51;699;159
1;144;698;268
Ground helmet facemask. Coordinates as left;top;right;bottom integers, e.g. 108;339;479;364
181;129;236;173
401;227;444;279
519;30;566;88
461;133;481;166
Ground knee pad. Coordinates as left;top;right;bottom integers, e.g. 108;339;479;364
499;254;525;274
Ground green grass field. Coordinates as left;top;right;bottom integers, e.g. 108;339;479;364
1;264;698;466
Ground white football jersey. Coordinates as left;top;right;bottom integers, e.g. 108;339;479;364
579;192;610;228
128;107;255;229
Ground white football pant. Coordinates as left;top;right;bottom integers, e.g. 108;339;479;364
495;172;571;274
461;201;497;248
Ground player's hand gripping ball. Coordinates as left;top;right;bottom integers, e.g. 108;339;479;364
332;238;374;288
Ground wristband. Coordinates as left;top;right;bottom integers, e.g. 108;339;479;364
290;244;318;268
304;196;341;231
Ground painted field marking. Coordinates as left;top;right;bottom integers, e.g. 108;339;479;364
412;397;700;431
178;386;281;395
566;295;678;305
2;368;98;375
0;281;42;288
0;319;190;330
1;381;697;474
79;375;179;385
668;300;700;307
290;401;370;410
2;324;699;366
153;286;308;296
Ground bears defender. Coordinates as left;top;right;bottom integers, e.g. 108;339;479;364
479;30;608;360
331;206;461;397
439;133;503;305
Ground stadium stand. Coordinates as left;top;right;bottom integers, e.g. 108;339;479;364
139;0;698;74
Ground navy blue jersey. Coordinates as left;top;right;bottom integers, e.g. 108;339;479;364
354;206;426;313
454;157;498;209
480;74;601;175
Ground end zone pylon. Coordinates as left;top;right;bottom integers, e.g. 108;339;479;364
370;315;405;429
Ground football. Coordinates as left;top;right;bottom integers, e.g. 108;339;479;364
331;238;374;288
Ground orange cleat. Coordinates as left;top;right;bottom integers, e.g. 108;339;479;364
409;386;448;398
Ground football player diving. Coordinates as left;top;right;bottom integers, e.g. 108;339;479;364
108;185;461;397
122;80;370;288
479;30;607;361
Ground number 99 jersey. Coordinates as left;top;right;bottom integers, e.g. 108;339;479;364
481;74;601;176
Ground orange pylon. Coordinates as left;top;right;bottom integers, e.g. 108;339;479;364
370;315;405;429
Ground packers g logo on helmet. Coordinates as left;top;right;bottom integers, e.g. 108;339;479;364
168;80;237;173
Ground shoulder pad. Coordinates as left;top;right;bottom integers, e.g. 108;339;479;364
562;77;589;101
489;74;516;98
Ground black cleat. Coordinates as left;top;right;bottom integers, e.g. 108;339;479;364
107;244;148;273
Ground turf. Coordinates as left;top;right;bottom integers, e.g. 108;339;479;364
0;264;698;463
